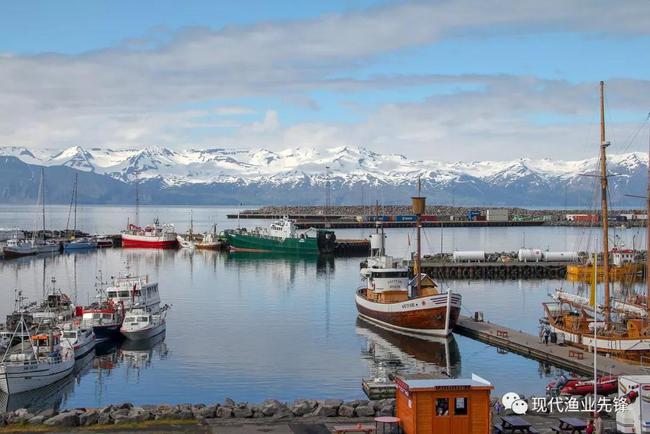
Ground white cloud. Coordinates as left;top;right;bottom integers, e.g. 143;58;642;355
0;0;648;159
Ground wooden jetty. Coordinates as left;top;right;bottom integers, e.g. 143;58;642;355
419;261;568;279
455;315;648;377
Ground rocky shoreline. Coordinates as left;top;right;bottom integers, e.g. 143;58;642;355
0;398;395;428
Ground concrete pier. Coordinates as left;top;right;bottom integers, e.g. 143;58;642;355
420;261;568;279
455;315;648;377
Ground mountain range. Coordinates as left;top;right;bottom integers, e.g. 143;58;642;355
0;145;647;206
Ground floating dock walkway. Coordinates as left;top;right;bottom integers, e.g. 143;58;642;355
455;315;647;377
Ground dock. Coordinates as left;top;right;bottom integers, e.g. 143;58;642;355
419;261;568;279
292;220;545;229
455;315;647;377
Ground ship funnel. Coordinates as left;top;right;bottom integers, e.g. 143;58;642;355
411;196;426;216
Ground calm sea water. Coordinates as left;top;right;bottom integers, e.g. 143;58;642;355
0;205;646;412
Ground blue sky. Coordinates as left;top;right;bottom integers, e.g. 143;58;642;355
0;0;649;161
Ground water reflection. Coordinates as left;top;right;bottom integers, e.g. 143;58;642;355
356;317;461;380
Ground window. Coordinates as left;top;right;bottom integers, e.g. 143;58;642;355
138;317;149;322
435;398;449;416
108;291;117;297
454;398;468;416
102;314;112;319
119;291;129;297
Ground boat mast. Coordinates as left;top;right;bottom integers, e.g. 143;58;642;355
646;128;650;315
412;176;425;297
73;172;78;235
41;167;46;241
599;81;611;326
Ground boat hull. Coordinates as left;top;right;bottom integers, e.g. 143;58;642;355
2;247;37;258
63;244;96;251
121;322;166;341
92;324;122;342
547;322;650;361
0;359;74;394
36;244;60;254
225;231;334;255
122;235;178;249
355;292;461;336
72;335;96;359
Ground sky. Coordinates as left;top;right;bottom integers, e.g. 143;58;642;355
1;0;649;161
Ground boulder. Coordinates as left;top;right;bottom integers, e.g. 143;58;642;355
348;400;369;408
324;399;343;408
174;409;194;420
369;400;381;410
97;412;112;425
290;399;316;417
233;406;253;418
8;409;34;424
261;399;282;417
44;411;80;427
79;410;100;426
224;397;236;407
312;402;338;417
117;402;133;410
194;405;217;419
376;405;394;417
216;406;233;418
338;405;355;418
354;405;375;417
100;405;114;414
28;415;46;425
38;408;57;419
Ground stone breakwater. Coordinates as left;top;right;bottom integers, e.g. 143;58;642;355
0;398;395;428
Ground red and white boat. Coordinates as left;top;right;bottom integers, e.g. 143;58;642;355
121;219;178;249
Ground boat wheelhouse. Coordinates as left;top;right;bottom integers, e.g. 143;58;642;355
106;274;160;314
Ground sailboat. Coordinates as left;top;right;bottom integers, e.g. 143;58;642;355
34;168;59;254
543;81;650;361
355;185;461;336
63;173;97;251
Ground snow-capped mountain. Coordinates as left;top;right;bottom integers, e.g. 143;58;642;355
0;145;647;205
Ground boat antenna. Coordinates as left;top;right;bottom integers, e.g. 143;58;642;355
599;81;611;327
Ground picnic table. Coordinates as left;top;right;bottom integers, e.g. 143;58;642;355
374;416;401;433
557;417;587;433
332;423;376;433
500;416;537;433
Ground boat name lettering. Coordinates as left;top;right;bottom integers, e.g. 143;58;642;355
401;302;418;309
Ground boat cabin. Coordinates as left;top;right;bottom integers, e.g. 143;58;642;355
396;375;493;434
107;275;160;313
267;218;297;239
612;248;636;267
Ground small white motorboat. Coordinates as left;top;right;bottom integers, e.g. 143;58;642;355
120;305;169;341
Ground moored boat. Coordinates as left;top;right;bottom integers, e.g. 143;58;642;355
355;193;461;337
2;236;37;258
0;311;75;394
63;237;97;251
122;219;178;249
120;305;169;341
105;273;161;313
196;224;221;250
59;323;96;359
543;81;650;362
224;218;335;254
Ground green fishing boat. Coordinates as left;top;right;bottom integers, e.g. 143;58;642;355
223;218;336;254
